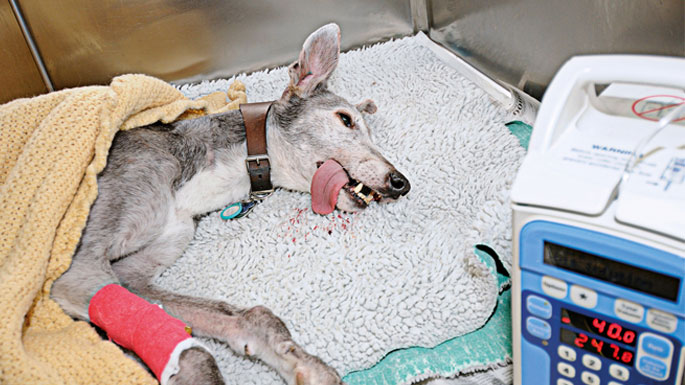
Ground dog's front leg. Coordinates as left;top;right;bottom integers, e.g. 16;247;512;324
139;287;344;385
106;208;343;384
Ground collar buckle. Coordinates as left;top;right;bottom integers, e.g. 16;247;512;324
245;154;274;200
245;154;270;167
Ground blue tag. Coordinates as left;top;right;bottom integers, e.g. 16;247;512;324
235;200;257;218
221;200;259;220
220;202;242;220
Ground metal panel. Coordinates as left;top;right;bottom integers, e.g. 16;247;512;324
0;1;47;104
429;0;685;98
18;0;413;89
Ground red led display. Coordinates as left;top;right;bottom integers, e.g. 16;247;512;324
560;328;635;366
561;308;637;347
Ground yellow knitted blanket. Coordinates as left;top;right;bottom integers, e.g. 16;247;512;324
0;74;246;384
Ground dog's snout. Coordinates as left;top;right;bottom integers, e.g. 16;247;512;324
387;171;410;198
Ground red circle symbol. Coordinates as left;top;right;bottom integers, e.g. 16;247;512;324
631;94;685;122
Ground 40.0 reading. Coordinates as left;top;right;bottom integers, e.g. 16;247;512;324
590;317;636;345
561;308;637;347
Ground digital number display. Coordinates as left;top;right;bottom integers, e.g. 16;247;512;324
560;328;635;366
543;241;680;302
561;308;637;347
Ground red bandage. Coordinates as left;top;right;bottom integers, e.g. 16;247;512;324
88;284;193;382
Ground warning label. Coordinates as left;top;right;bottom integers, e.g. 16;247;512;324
661;157;685;191
631;95;685;122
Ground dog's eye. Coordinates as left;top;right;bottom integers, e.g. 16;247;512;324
337;112;354;128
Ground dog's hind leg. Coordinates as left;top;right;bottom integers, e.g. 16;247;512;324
113;250;343;385
51;242;120;321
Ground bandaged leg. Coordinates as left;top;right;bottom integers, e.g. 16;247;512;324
88;284;208;384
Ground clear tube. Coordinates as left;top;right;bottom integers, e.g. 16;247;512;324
618;102;685;195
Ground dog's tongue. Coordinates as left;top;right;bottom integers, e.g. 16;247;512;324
311;160;349;215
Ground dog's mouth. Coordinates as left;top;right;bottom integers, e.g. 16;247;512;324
310;159;381;215
344;179;382;207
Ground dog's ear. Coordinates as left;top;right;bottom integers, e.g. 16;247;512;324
287;23;340;97
356;99;377;114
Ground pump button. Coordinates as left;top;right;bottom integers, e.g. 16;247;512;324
527;295;552;319
558;362;576;378
526;317;551;340
637;356;668;380
646;309;677;334
558;345;576;362
542;276;567;299
609;364;630;381
581;371;600;385
571;285;597;308
641;334;672;359
614;299;644;323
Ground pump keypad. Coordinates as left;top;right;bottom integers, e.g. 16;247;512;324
522;286;681;385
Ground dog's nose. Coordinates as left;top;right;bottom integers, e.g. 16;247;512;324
387;171;410;198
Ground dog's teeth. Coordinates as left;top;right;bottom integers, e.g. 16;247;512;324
356;191;372;205
350;182;375;206
354;183;363;193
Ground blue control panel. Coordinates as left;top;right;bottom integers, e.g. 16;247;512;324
519;221;685;385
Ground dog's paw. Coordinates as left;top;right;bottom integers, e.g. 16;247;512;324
276;341;298;357
169;347;224;385
291;357;345;385
293;369;345;385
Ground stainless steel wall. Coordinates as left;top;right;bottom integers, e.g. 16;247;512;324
429;0;685;98
17;0;413;91
2;0;683;104
0;1;47;102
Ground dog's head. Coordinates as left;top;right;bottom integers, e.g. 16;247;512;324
269;23;410;214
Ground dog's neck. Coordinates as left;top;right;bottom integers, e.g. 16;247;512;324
190;107;312;205
264;111;312;194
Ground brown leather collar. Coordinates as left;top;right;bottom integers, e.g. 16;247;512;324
240;101;274;200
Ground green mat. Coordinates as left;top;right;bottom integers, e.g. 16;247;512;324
343;248;512;385
505;121;532;150
342;121;532;385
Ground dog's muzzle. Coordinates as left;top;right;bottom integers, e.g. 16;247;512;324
386;171;411;199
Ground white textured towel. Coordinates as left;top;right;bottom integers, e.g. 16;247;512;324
158;33;525;383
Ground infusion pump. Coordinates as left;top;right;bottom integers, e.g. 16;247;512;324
511;55;685;385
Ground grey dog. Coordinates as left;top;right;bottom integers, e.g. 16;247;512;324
51;23;410;385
